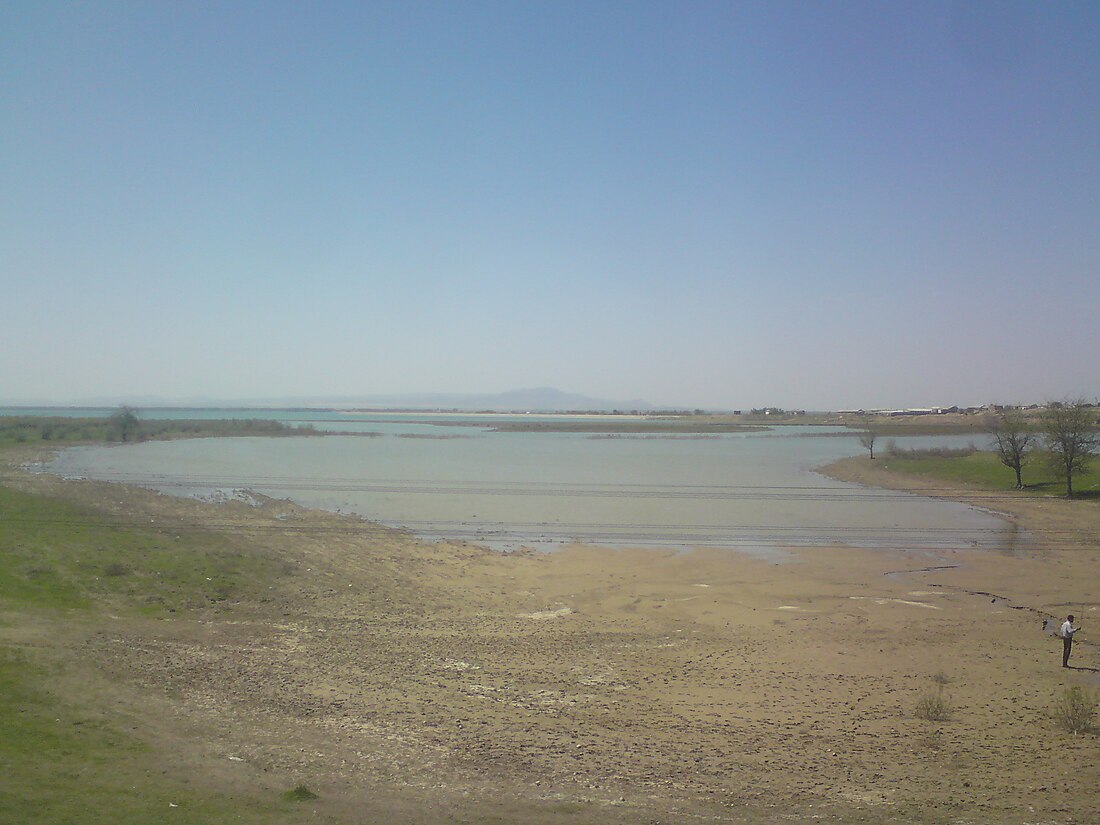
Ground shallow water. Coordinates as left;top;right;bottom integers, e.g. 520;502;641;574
43;415;1012;556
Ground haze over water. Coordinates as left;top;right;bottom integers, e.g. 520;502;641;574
43;414;1011;556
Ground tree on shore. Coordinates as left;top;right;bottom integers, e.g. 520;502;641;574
1041;399;1099;497
110;406;140;442
990;411;1036;489
859;430;877;459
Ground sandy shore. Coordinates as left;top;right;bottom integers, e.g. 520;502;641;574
5;452;1100;823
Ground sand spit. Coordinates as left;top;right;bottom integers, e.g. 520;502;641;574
4;451;1100;824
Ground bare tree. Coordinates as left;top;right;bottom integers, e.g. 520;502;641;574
1041;398;1099;497
859;430;877;459
110;405;140;442
989;410;1035;489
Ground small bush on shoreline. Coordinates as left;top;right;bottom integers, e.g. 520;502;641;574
914;688;952;722
1055;685;1097;735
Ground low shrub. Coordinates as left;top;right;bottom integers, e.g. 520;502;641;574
1055;685;1097;735
914;688;952;722
283;783;318;801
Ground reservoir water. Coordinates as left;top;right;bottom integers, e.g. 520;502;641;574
36;411;1013;556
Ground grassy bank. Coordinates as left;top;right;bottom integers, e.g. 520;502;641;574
0;646;336;825
0;485;284;614
0;467;336;824
875;447;1100;498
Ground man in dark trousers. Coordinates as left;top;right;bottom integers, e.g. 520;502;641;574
1061;615;1080;668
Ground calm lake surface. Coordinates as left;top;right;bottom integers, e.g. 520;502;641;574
36;410;1012;556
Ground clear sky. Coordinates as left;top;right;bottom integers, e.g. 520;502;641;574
2;1;1098;410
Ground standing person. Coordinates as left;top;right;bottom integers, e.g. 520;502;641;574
1061;615;1080;668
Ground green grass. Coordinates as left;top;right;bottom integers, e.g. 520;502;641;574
0;485;283;614
0;476;331;824
0;646;345;824
283;783;320;801
879;449;1100;497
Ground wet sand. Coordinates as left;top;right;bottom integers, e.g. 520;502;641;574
5;452;1100;823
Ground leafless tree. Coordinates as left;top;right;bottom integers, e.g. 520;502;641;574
859;430;877;459
989;410;1035;489
1041;398;1099;497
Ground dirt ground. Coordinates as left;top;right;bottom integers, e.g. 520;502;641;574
6;455;1100;824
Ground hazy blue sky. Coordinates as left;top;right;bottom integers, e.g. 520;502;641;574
2;1;1098;409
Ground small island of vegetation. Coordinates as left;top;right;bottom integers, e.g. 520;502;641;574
0;407;342;449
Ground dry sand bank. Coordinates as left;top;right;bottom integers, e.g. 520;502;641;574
4;452;1100;824
446;419;767;433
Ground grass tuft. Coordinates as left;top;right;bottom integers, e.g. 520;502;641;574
103;562;131;577
1055;685;1097;735
283;783;318;801
914;688;952;722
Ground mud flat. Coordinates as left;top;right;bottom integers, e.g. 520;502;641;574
3;451;1099;824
